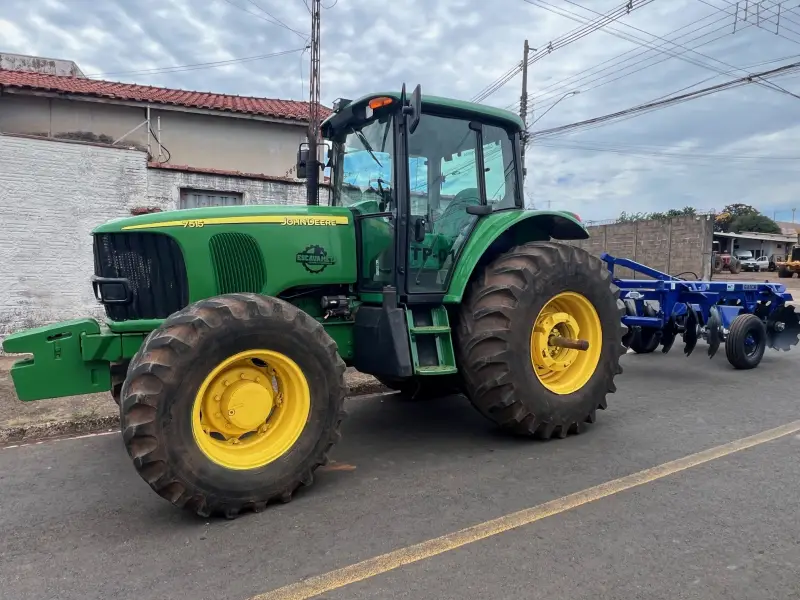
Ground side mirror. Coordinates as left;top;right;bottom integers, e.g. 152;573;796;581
296;143;310;179
401;83;422;135
466;204;492;216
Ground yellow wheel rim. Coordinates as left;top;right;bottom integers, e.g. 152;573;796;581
530;291;603;395
191;349;310;470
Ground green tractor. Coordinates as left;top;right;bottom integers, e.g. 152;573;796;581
2;84;626;518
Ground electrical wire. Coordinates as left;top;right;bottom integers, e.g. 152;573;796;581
523;0;800;103
470;0;657;103
223;0;307;37
85;48;307;78
514;1;800;114
529;59;800;139
515;9;737;111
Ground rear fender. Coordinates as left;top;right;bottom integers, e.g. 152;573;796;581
444;210;588;303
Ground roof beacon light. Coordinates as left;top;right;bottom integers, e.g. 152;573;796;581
365;96;393;119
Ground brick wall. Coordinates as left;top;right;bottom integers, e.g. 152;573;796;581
146;166;310;210
0;134;147;341
568;215;715;280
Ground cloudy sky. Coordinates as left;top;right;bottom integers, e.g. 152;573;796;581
1;0;799;221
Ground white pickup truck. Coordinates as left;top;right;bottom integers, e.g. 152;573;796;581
736;251;769;272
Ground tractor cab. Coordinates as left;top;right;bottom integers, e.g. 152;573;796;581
305;85;524;304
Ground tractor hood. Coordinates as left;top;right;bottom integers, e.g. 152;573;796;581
93;204;352;234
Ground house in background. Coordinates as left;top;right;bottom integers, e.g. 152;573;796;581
0;67;331;208
712;231;798;259
0;56;331;341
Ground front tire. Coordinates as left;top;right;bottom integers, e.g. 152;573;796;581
456;241;626;439
119;293;347;518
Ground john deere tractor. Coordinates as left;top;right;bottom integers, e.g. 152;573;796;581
2;84;626;518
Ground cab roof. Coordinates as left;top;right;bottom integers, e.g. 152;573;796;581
321;91;525;134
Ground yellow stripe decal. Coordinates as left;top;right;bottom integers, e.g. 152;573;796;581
121;215;350;230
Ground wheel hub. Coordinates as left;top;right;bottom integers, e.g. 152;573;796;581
531;312;580;371
222;380;274;431
529;292;603;395
192;350;311;470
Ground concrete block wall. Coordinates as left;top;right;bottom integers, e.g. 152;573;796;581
566;215;715;280
0;134;148;341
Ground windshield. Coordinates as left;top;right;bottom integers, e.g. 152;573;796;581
332;115;394;210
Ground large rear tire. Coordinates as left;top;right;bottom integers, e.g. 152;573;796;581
455;241;626;438
119;293;347;518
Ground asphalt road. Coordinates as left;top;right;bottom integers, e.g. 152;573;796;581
2;347;799;600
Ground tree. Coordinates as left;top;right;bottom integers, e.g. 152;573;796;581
616;206;697;223
715;203;759;232
729;213;781;234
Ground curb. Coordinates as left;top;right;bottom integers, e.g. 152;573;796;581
0;379;391;445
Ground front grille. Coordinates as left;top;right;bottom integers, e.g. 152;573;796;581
93;232;189;321
209;233;266;294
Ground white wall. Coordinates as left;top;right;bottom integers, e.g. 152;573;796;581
730;239;790;258
0;135;326;347
0;94;308;177
146;167;309;210
0;134;147;340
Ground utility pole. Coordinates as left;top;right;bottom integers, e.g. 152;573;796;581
306;0;322;205
519;39;530;185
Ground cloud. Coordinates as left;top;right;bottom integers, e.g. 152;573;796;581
2;0;800;220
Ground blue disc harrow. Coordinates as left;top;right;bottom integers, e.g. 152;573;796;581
603;254;800;369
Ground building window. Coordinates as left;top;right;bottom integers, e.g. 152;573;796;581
180;188;243;209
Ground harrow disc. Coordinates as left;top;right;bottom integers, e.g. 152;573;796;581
766;304;800;351
683;304;700;357
706;306;722;359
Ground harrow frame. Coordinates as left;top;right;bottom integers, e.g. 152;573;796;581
602;254;800;369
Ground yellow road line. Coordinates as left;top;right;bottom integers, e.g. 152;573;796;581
250;419;800;600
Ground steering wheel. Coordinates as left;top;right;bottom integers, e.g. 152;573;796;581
364;178;392;212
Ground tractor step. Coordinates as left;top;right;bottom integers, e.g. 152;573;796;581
405;306;457;375
416;365;459;375
410;325;450;334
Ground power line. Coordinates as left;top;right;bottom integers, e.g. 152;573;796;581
85;48;307;78
523;0;800;102
539;139;800;161
222;0;308;37
470;0;657;103
517;9;737;110
530;59;800;139
515;2;800;113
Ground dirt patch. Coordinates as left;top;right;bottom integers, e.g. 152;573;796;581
0;357;387;444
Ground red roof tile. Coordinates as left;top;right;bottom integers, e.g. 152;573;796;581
0;69;330;122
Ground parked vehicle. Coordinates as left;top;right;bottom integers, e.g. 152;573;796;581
768;254;785;272
711;242;740;274
740;255;769;272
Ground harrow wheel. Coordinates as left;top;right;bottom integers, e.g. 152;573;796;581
725;313;767;370
456;241;627;439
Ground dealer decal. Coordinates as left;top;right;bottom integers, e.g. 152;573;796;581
296;245;336;273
